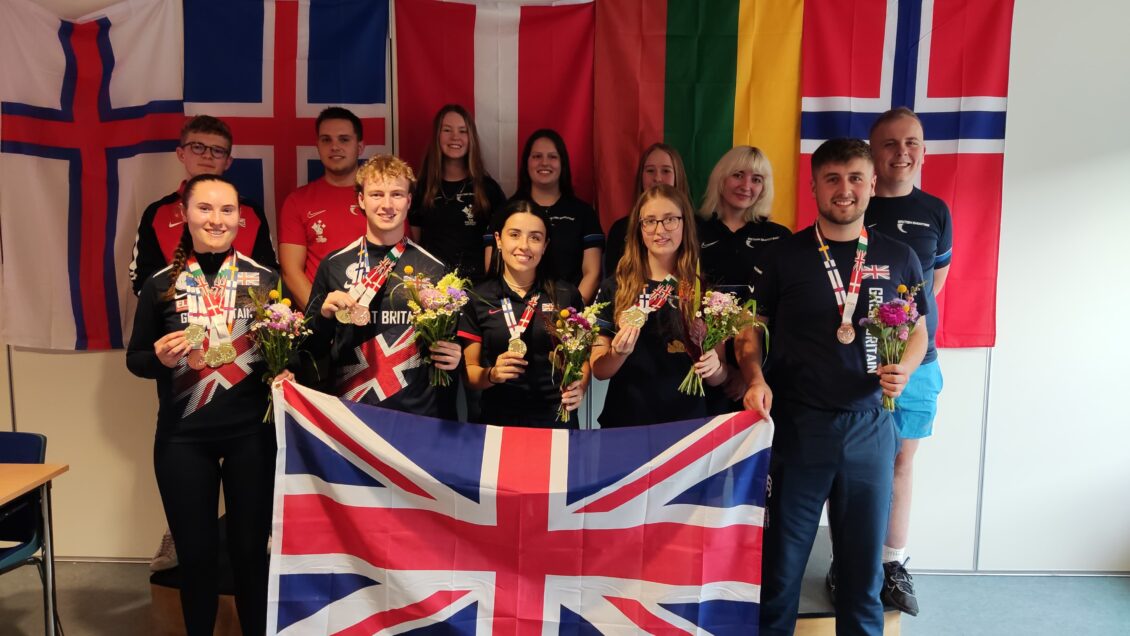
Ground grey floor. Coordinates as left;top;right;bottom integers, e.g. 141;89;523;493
0;559;1127;635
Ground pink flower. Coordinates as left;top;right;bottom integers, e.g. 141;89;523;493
878;302;909;327
897;327;910;341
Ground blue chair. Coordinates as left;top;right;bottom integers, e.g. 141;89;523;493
0;431;63;634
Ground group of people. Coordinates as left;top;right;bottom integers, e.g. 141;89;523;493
125;103;951;636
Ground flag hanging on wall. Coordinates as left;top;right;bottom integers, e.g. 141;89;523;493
393;0;595;201
0;0;184;350
595;0;1013;348
0;0;390;350
183;0;391;228
593;0;804;229
798;0;1014;348
268;381;771;634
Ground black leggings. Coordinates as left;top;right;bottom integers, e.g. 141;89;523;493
154;429;275;636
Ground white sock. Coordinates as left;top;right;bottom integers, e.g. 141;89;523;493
882;545;906;563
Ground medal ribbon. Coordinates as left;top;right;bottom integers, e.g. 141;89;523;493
645;275;678;311
501;294;541;341
814;224;869;328
186;252;239;347
347;238;407;308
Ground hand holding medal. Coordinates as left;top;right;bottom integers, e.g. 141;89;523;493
154;330;193;368
490;350;528;383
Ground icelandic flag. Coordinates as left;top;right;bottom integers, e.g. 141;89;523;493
269;381;772;634
0;0;185;350
798;0;1015;348
183;0;391;237
393;0;595;200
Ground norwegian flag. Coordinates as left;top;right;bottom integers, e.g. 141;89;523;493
183;0;390;234
798;0;1015;348
268;382;772;635
861;265;891;280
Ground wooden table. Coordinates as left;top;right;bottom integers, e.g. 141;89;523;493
0;462;69;636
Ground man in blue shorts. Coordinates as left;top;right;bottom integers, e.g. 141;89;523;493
850;107;953;616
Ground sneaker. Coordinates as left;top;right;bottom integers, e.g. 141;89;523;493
825;560;837;605
149;530;178;572
881;558;919;616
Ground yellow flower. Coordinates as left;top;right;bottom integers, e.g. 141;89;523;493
282;298;292;307
556;320;565;330
404;265;414;275
897;284;908;294
268;289;281;300
904;304;911;313
559;309;570;318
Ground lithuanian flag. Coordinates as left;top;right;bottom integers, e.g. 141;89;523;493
594;0;804;230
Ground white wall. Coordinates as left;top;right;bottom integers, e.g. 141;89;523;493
6;0;1129;568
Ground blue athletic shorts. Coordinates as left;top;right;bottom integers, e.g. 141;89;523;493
893;360;943;439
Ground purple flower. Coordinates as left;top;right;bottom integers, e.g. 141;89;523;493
897;327;910;341
878;302;909;327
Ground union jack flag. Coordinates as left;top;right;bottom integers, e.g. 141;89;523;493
268;382;773;635
798;0;1015;348
861;265;892;280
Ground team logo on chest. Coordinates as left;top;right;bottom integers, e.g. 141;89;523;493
860;265;890;280
336;329;422;403
312;220;328;243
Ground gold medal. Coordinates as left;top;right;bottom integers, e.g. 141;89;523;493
218;343;238;364
507;338;527;357
204;347;224;368
836;324;856;345
351;304;370;326
621;305;647;329
187;349;206;370
335;308;353;324
184;324;206;346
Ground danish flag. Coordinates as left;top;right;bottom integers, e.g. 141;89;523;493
335;329;422;403
268;382;773;634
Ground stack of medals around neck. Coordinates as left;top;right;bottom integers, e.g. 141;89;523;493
501;291;541;358
620;275;677;329
813;223;869;345
185;252;240;370
336;238;406;327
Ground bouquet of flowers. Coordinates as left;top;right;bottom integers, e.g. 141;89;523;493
544;302;608;423
248;282;313;422
859;283;922;411
398;266;471;386
678;289;760;396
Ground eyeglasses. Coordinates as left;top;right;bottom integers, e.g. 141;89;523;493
180;142;231;159
640;216;683;232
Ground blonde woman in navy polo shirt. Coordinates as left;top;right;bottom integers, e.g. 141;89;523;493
459;200;586;427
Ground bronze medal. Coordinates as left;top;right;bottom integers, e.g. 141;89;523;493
836;324;856;345
187;349;206;370
507;338;527;357
335;308;354;324
184;324;206;346
621;305;647;329
351;304;370;326
204;347;224;368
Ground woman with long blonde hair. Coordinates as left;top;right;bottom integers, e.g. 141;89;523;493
589;184;727;427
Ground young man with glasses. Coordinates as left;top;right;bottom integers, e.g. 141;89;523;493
129;115;277;296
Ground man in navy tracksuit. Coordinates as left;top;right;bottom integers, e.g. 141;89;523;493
739;138;928;635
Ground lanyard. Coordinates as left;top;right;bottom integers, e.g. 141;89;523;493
185;252;238;345
347;238;406;308
814;224;868;344
501;293;541;341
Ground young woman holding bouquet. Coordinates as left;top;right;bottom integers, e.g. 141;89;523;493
126;174;278;636
409;104;507;281
458;200;587;427
498;129;604;302
603;143;691;275
589;184;728;428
